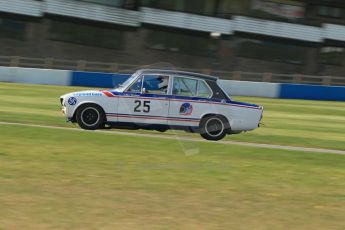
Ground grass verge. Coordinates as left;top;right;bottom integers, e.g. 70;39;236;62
0;124;344;229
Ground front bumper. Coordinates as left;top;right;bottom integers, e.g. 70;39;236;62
60;106;72;122
61;106;66;115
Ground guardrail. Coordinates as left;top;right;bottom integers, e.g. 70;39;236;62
0;56;344;86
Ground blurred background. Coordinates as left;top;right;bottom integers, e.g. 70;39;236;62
0;0;344;84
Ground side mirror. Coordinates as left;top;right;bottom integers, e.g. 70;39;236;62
142;88;147;94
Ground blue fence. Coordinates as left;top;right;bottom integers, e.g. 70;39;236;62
280;84;345;101
0;67;344;101
71;71;129;88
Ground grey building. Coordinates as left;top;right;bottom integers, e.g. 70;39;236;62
0;0;344;76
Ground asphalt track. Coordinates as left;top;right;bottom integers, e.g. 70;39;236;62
1;121;345;155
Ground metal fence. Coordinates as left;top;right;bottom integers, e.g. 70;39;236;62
0;56;344;86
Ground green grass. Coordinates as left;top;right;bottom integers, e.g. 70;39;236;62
229;97;345;150
1;82;345;229
0;82;344;150
1;124;345;229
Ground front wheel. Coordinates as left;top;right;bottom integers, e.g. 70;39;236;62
199;115;228;141
76;104;105;130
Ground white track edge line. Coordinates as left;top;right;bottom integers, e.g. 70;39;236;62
1;121;345;155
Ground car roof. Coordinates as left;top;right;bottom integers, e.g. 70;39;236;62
135;69;218;81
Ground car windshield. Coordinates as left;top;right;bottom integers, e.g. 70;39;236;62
115;72;138;90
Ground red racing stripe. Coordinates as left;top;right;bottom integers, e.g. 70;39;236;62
102;91;115;97
107;114;200;123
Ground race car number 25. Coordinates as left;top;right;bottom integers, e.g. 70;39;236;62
134;100;150;113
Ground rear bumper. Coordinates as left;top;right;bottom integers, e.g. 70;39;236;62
258;106;264;127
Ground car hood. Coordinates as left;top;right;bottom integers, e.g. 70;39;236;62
60;90;105;105
61;90;104;98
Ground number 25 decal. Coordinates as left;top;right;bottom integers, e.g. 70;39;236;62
134;100;150;113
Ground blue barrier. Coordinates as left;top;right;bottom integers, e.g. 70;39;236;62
280;83;345;101
1;67;345;101
71;71;130;88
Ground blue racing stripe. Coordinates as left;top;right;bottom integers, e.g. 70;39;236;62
106;113;200;121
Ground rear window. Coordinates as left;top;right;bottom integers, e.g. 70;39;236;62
197;80;212;98
172;77;198;97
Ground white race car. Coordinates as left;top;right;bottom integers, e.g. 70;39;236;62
60;69;263;141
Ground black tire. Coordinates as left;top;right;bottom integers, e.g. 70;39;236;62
76;104;106;130
156;128;168;132
199;115;229;141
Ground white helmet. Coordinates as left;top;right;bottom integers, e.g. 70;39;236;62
158;76;168;89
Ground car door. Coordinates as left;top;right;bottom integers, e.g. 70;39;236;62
117;74;170;124
168;75;213;127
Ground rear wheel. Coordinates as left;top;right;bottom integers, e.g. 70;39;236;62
199;115;228;141
76;104;105;130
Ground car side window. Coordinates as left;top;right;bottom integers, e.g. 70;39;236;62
197;80;212;98
126;76;142;93
173;77;197;97
142;75;169;95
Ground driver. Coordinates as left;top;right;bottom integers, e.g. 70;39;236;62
158;76;169;93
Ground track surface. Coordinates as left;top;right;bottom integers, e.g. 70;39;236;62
1;121;345;155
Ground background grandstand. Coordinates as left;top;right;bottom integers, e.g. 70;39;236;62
0;0;345;82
